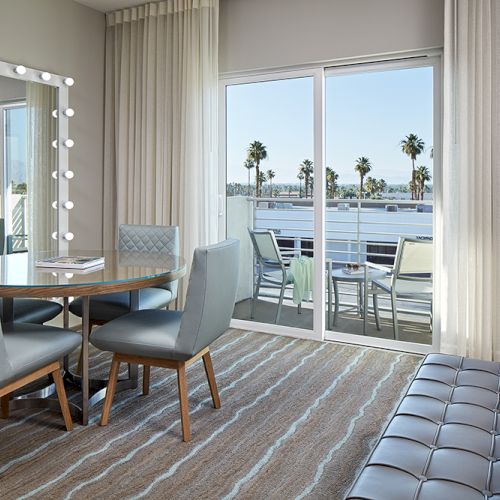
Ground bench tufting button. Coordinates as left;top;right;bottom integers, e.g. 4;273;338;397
488;456;496;462
419;476;427;482
482;491;492;497
429;445;438;450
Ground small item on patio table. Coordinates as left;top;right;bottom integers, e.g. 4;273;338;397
343;263;364;275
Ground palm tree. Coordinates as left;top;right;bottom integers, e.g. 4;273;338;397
247;141;267;197
376;178;387;197
297;171;304;198
354;157;372;199
266;169;275;198
415;166;431;200
326;167;339;199
299;159;314;198
243;159;255;196
400;134;425;200
258;171;267;195
308;175;314;197
364;176;378;199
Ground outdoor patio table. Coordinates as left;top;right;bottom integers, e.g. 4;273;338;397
330;266;386;329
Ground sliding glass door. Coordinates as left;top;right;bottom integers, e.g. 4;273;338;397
223;72;318;333
324;60;436;348
221;55;440;352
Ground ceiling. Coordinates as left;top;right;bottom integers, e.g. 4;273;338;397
74;0;152;13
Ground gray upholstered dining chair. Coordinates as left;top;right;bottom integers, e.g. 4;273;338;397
0;322;81;430
0;298;63;324
70;224;179;325
91;239;240;442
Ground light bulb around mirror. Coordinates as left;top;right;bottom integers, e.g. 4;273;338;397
63;108;75;117
64;77;74;87
51;232;58;240
52;110;58;118
52;201;58;209
63;170;74;179
63;201;74;210
15;65;27;75
52;171;58;179
63;139;74;148
52;272;58;277
63;232;74;241
51;140;58;149
41;72;51;81
64;273;74;279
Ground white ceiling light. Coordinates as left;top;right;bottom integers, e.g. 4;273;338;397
41;72;51;81
14;65;27;75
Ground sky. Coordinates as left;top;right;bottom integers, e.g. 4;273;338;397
226;66;433;186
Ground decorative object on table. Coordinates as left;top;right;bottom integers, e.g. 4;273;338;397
35;255;104;269
342;263;364;275
91;239;240;442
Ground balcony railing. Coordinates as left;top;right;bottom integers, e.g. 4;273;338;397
227;195;433;320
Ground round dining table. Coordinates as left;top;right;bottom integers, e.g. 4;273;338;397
0;249;186;425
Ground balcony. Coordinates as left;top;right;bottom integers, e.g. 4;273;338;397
228;196;433;345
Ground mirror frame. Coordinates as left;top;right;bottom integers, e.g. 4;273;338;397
0;59;73;252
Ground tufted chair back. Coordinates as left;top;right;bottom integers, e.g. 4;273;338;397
118;224;180;298
175;239;239;358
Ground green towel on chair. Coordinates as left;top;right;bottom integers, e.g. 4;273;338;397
290;257;313;305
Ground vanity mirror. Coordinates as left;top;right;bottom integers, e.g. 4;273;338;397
0;60;74;254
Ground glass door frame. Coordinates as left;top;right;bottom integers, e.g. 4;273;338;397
219;51;442;354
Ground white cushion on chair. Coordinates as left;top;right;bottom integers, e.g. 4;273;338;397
374;277;432;297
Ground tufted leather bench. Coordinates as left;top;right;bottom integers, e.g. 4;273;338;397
347;353;500;500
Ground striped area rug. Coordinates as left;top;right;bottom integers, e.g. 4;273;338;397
0;330;421;499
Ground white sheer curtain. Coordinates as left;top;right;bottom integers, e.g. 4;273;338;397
437;0;500;359
103;0;219;303
26;82;57;253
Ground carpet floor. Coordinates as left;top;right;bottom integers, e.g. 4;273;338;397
0;330;421;499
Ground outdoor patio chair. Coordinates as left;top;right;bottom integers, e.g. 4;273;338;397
366;237;433;340
248;228;301;324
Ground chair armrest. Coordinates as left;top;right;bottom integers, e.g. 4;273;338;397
364;261;392;274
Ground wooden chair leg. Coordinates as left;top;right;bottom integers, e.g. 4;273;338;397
202;351;221;409
176;363;191;442
52;366;73;431
1;394;10;418
143;365;150;395
100;355;121;426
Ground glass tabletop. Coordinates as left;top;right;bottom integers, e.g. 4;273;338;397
0;250;186;289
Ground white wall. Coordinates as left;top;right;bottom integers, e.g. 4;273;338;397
0;0;105;250
0;76;25;101
219;0;444;74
